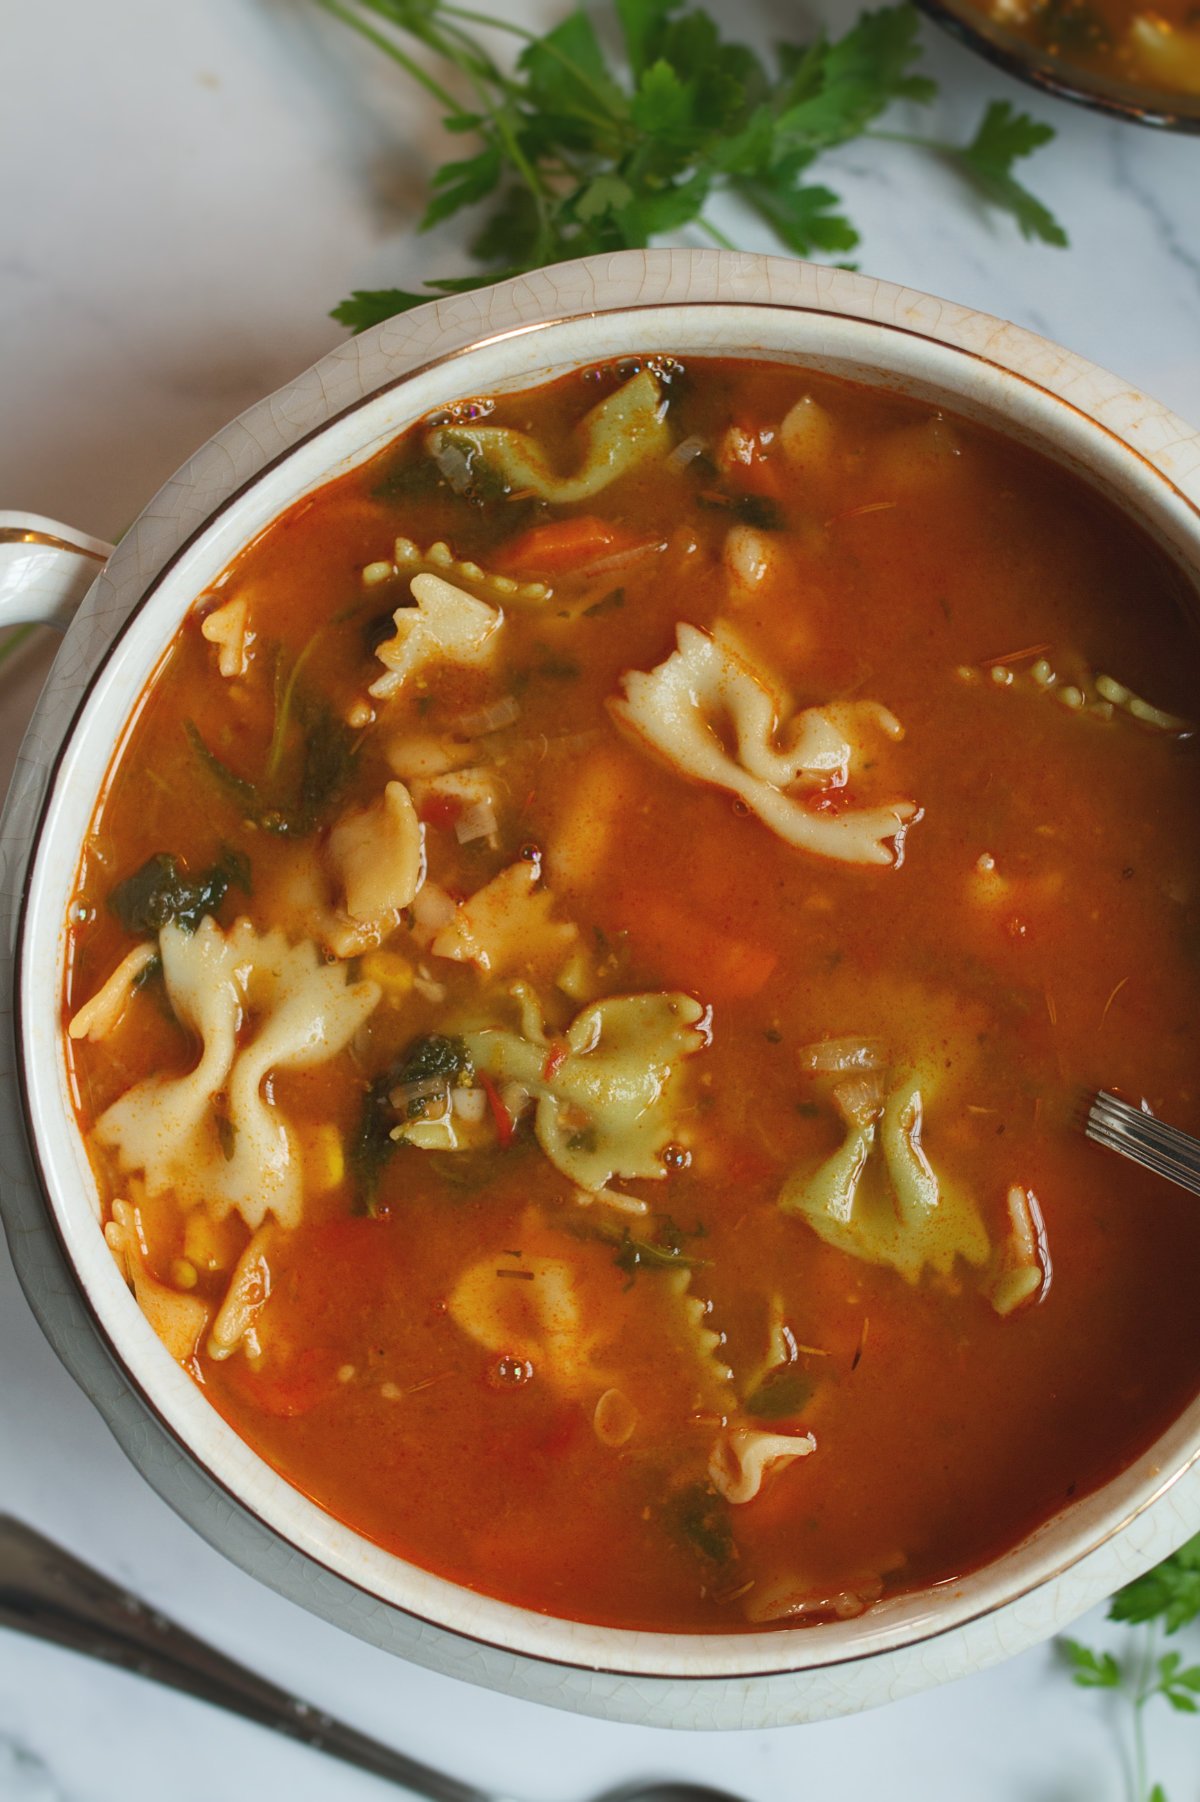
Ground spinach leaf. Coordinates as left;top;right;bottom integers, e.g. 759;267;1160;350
431;430;510;504
108;849;251;936
745;1368;813;1420
186;693;357;837
668;1480;734;1569
393;1033;473;1114
349;1034;474;1213
296;699;359;831
349;1071;401;1216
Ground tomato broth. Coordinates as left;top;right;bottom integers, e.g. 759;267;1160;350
64;357;1200;1632
964;0;1200;96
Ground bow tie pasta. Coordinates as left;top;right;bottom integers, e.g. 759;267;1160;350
96;918;379;1231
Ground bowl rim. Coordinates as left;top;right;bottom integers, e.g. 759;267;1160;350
5;249;1200;1718
916;0;1200;134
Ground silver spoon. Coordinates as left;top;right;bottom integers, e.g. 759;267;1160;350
0;1515;744;1802
1084;1090;1200;1197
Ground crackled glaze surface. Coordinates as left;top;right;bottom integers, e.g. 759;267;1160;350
3;250;1200;1731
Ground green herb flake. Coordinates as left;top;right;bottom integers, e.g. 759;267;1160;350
697;489;783;530
583;587;626;618
214;1109;237;1163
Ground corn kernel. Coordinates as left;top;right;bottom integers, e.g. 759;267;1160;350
309;1124;345;1192
556;943;594;1002
360;949;415;1003
184;1206;239;1273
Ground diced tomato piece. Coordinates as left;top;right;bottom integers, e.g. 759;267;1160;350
717;424;786;500
478;1070;515;1147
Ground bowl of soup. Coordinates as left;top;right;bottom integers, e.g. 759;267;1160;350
2;249;1200;1728
917;0;1200;130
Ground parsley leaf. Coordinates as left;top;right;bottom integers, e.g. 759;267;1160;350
1061;1636;1122;1689
1111;1532;1200;1636
1058;1532;1200;1800
318;0;1063;327
944;101;1067;247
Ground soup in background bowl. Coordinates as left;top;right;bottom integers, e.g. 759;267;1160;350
3;249;1200;1727
917;0;1200;130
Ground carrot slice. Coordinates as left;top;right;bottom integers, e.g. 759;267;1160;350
493;516;626;574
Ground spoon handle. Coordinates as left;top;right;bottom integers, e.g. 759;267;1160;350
1085;1090;1200;1197
0;1514;492;1802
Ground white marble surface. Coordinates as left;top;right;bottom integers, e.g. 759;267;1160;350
2;0;1199;1796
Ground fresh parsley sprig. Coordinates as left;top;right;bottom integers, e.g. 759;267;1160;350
316;0;1065;331
1061;1533;1200;1802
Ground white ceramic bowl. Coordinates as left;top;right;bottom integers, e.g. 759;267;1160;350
2;250;1199;1731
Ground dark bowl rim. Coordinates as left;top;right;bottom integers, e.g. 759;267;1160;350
916;0;1200;134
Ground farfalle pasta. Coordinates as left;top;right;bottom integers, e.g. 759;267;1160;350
63;355;1200;1634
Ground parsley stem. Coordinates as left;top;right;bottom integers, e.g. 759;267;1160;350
439;3;540;42
1130;1622;1159;1802
312;0;471;120
696;217;739;252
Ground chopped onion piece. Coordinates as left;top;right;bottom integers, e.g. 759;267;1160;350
833;1074;885;1128
541;728;605;757
413;972;446;1004
456;799;498;844
411;881;457;933
389;1074;451;1112
574;538;667;581
451;1087;488;1123
453;695;521;736
797;1037;886;1073
386;734;478;780
499;1080;534;1121
665;434;707;472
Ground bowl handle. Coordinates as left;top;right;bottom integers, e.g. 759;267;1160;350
0;512;114;635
